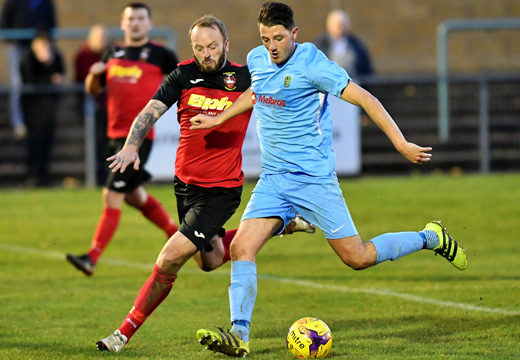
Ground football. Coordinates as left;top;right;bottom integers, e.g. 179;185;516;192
286;317;332;358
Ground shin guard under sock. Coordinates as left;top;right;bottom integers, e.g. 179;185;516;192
88;207;121;264
229;260;257;342
370;231;425;264
118;264;177;340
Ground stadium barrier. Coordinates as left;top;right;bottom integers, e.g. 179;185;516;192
1;72;519;188
436;18;520;142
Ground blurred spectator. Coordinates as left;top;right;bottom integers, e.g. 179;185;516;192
74;24;111;185
1;0;57;140
20;31;65;187
313;9;374;80
74;25;111;82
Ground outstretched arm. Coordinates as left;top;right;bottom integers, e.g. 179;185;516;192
107;99;168;173
190;87;253;130
341;82;432;164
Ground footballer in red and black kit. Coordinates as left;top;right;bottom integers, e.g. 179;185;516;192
151;58;252;250
152;58;251;188
102;42;178;191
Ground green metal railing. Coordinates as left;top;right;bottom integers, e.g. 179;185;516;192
436;18;520;142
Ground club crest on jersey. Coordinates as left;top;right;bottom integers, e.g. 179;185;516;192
223;72;237;91
283;75;292;88
140;47;151;62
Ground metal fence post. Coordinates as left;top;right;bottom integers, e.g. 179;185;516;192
437;22;450;142
83;96;96;188
478;78;490;174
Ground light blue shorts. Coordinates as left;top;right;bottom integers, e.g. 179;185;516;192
241;172;358;239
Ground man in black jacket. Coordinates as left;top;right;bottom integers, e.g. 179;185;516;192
19;31;64;187
313;9;374;80
1;0;57;139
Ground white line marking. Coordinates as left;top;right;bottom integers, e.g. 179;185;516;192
2;243;519;316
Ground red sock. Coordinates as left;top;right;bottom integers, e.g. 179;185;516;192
88;208;121;264
140;195;178;238
118;264;177;340
221;229;237;264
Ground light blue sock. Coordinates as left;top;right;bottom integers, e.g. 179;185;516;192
370;231;426;264
419;230;440;249
229;260;257;342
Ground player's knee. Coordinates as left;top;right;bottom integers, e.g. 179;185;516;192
340;253;374;270
192;256;212;272
200;264;217;272
198;257;222;272
156;252;185;274
229;240;249;261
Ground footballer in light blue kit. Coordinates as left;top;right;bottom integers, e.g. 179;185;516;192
244;41;355;239
191;2;468;357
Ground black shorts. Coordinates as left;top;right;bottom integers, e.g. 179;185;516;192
105;138;153;193
174;176;242;252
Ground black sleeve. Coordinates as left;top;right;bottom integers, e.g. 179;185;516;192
162;48;179;75
53;49;65;75
152;66;183;108
19;52;31;84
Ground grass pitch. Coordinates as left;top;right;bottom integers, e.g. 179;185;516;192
0;174;519;359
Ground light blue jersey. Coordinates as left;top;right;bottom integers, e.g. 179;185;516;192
247;42;350;176
243;42;357;239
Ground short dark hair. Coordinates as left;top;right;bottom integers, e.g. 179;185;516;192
124;2;152;18
258;2;295;30
189;15;228;41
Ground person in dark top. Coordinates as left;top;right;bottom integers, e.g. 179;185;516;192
313;9;374;80
1;0;57;139
66;2;179;276
19;31;64;187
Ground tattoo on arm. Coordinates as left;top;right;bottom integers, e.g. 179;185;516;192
126;100;168;147
150;100;168;117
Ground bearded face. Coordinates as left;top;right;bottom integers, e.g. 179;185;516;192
190;25;229;74
194;44;226;73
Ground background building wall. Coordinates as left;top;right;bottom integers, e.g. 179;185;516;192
1;0;520;84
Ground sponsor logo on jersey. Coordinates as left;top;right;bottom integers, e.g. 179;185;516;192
108;65;143;83
284;75;292;88
251;92;286;107
223;72;237;91
187;93;233;111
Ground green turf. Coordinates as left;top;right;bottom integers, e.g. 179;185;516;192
0;174;519;359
